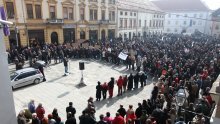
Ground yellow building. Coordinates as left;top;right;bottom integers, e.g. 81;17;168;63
2;0;117;49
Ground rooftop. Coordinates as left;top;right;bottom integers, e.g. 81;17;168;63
152;0;210;12
118;0;163;13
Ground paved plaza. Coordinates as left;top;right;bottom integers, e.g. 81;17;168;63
11;59;154;122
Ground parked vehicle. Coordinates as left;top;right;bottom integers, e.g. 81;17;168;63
10;68;44;90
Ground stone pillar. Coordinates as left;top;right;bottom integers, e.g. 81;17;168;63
0;27;17;124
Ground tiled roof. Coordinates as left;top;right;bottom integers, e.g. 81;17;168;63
152;0;210;11
118;0;162;12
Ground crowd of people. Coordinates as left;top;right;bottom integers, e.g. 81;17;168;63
13;33;220;124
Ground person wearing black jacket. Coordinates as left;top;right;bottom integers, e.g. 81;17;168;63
127;73;133;90
97;114;107;124
63;57;68;75
65;112;76;124
96;81;102;101
134;73;140;89
66;102;76;119
108;77;114;98
117;105;126;118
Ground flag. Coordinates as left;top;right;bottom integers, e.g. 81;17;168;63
0;6;10;36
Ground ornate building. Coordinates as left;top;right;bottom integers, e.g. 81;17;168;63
2;0;117;49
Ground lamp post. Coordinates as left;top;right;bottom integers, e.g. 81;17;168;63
175;87;187;119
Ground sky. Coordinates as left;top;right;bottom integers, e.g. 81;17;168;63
150;0;220;10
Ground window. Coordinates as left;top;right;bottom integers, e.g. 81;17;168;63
130;12;132;16
90;9;98;20
167;28;170;32
63;7;68;19
101;0;105;3
120;11;123;15
199;14;203;18
183;21;186;25
109;11;115;21
176;15;179;18
101;10;105;20
153;20;155;27
80;8;85;20
120;19;123;28
125;12;127;16
154;15;156;18
69;8;73;19
35;5;42;19
139;20;141;27
6;2;15;19
134;13;136;16
194;14;197;18
109;0;115;4
130;19;132;28
184;14;187;17
193;21;196;25
145;20;147;27
26;4;33;19
175;21;178;25
198;21;202;25
134;19;136;27
175;29;178;32
149;20;152;27
167;20;170;25
50;6;56;19
124;19;127;28
168;14;171;18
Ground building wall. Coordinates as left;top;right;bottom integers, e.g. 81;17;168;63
212;17;220;39
163;11;211;34
3;0;117;49
117;8;165;41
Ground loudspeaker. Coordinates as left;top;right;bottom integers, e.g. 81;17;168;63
79;62;85;70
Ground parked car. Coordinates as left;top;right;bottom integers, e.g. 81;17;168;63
10;68;44;90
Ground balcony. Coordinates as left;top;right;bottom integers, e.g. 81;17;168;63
108;0;116;4
99;20;109;24
46;19;64;24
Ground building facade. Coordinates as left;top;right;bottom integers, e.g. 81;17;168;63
153;0;211;35
3;0;117;49
211;9;220;39
117;0;164;41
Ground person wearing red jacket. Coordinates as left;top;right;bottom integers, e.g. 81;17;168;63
117;76;123;96
36;103;45;121
112;112;125;124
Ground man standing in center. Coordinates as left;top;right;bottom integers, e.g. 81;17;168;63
63;57;69;75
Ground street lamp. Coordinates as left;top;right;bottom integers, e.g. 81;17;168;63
175;87;188;118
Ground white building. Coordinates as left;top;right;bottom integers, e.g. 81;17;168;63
117;0;165;41
153;0;211;35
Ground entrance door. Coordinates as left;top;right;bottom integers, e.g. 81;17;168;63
129;32;131;40
101;30;105;40
80;31;86;39
51;32;58;45
89;30;98;41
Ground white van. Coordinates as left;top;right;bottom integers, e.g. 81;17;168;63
10;68;44;90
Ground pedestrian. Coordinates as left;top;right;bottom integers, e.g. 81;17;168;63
123;75;128;92
117;105;127;118
17;110;27;124
135;103;142;124
127;73;134;90
97;114;107;124
63;57;69;75
126;105;136;124
65;112;76;124
66;102;76;119
102;82;108;99
28;100;35;114
112;112;125;124
96;81;102;101
52;108;60;123
39;64;46;82
117;76;123;96
32;113;40;124
134;73;139;89
35;103;45;122
108;77;115;98
103;112;114;124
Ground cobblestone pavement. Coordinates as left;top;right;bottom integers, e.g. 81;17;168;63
11;59;154;122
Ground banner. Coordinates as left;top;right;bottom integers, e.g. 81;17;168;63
118;52;128;60
0;6;10;36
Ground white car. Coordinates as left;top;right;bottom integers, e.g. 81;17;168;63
10;68;44;90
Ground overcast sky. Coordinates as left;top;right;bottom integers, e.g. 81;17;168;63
150;0;220;10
